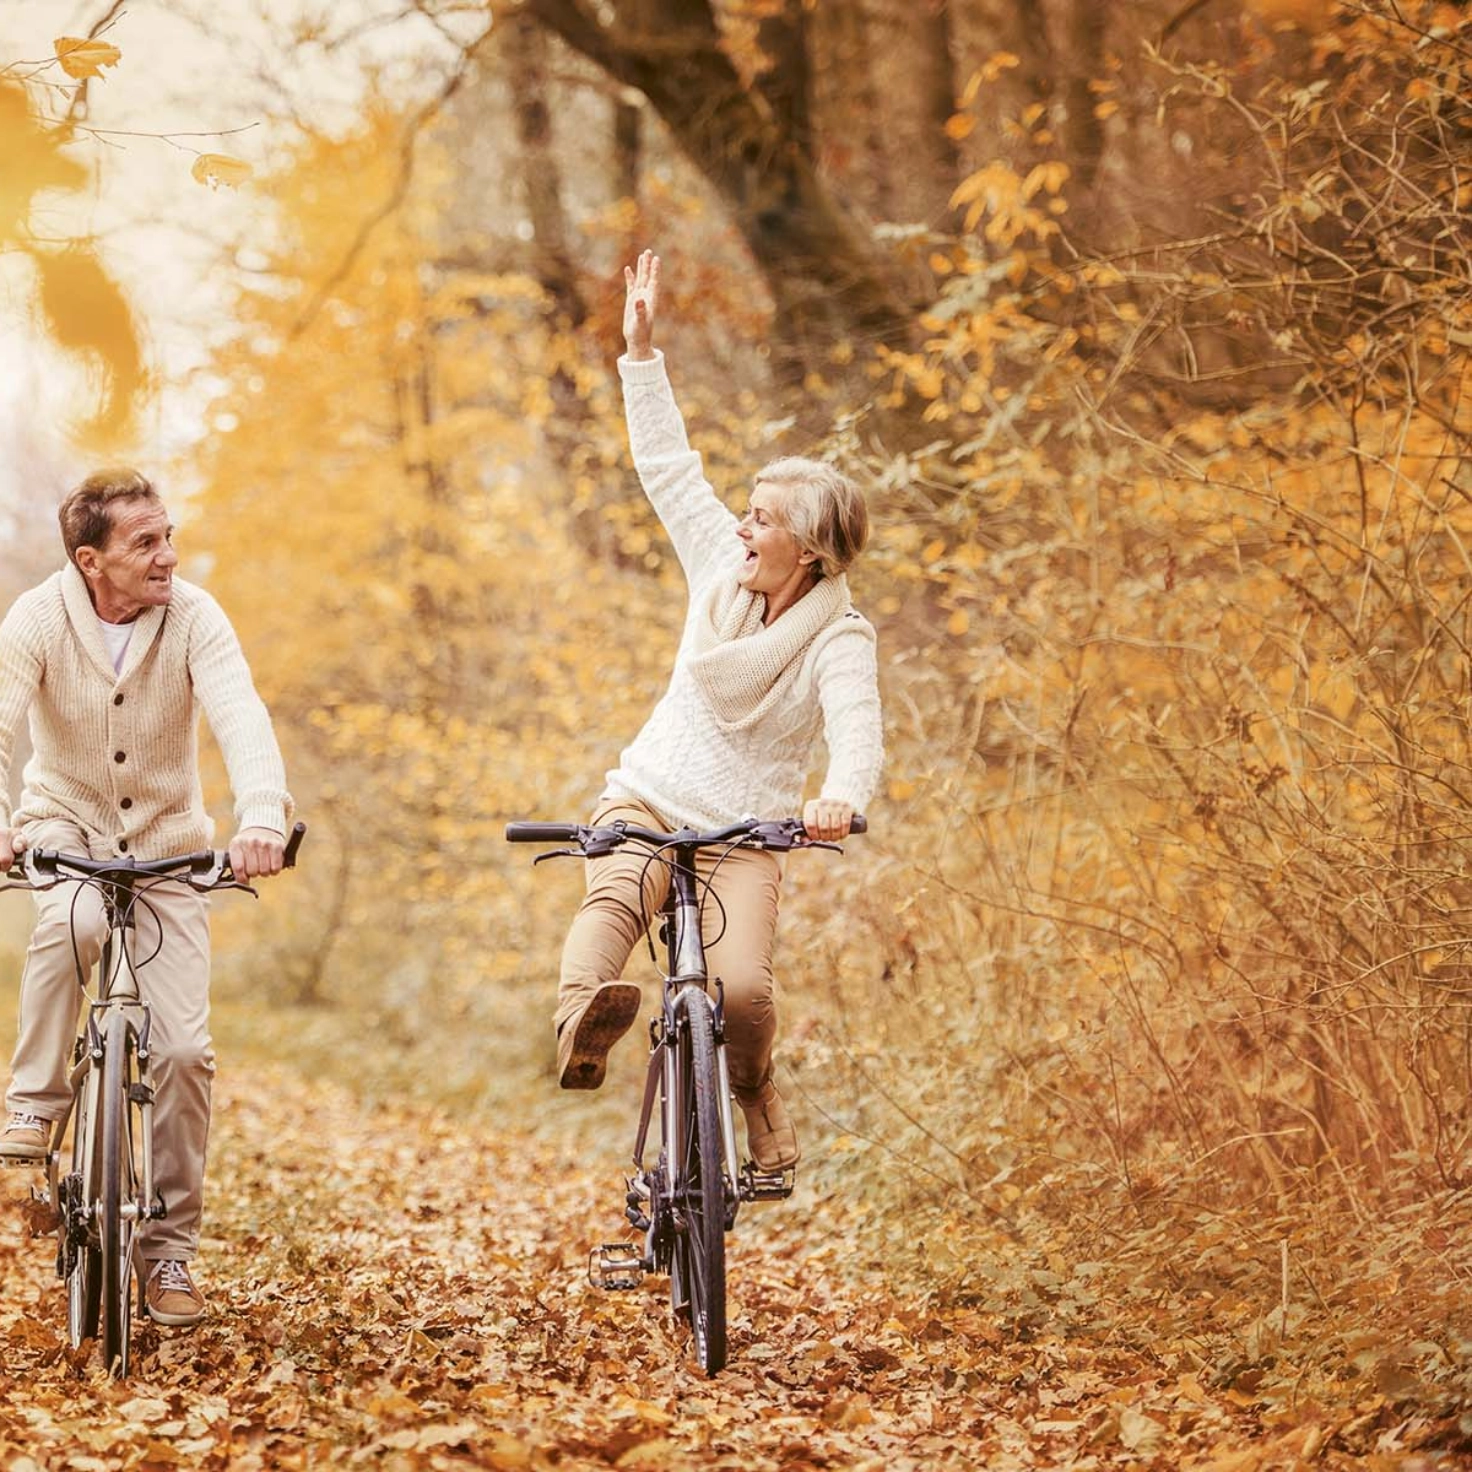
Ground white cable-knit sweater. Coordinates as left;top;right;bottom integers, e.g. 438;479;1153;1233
603;353;884;830
0;565;292;856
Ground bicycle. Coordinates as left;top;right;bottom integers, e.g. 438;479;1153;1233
506;812;865;1376
0;820;305;1378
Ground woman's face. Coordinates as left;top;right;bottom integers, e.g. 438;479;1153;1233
736;483;816;599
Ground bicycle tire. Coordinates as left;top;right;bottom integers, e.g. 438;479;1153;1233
98;1011;139;1376
65;1083;102;1349
672;996;727;1375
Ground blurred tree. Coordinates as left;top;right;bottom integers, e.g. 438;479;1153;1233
518;0;917;379
0;74;143;442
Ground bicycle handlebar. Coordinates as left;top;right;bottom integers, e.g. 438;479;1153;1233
505;813;866;856
3;820;307;892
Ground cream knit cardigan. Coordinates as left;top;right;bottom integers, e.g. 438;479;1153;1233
0;565;291;856
603;353;884;830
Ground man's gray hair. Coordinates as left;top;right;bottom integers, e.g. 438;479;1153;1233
58;467;158;564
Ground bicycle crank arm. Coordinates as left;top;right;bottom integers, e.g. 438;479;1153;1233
588;1242;648;1290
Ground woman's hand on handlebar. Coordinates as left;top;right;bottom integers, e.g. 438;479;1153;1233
228;826;285;880
802;798;855;843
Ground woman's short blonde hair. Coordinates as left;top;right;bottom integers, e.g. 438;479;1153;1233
755;456;868;577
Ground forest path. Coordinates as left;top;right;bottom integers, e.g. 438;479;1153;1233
0;1063;1428;1471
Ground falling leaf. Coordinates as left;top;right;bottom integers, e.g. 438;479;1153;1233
54;36;123;79
192;153;254;189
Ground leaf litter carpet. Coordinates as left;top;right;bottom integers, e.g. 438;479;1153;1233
0;1065;1462;1471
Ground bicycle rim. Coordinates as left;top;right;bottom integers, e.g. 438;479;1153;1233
677;998;727;1375
65;1082;101;1349
99;1011;139;1377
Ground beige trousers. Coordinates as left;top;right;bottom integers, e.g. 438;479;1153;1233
6;820;213;1261
556;798;784;1099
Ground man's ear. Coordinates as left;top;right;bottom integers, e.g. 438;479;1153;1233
74;547;101;580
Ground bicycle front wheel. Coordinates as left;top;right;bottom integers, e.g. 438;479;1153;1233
99;1011;141;1377
64;1076;102;1349
672;996;728;1375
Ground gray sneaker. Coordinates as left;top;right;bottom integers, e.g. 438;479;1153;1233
0;1112;49;1162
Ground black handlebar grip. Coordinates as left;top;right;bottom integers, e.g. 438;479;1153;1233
849;814;868;835
284;821;306;868
506;822;581;843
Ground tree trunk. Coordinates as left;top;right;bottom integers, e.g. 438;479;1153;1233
522;0;915;381
916;0;962;205
506;12;587;326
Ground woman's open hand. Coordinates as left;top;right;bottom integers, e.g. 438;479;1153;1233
623;250;660;360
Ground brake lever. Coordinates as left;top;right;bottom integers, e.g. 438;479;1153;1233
190;871;257;897
532;847;579;865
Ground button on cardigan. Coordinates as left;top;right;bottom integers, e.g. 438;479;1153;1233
0;565;291;856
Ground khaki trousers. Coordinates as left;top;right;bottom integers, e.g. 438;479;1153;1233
6;820;213;1261
556;798;784;1099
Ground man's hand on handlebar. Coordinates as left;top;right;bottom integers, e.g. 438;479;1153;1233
0;829;24;874
802;799;855;844
228;826;286;881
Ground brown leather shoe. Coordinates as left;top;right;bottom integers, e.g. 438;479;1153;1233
739;1080;800;1170
557;982;642;1090
0;1112;49;1162
144;1259;206;1327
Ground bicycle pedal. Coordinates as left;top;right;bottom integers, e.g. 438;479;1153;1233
588;1243;647;1291
739;1164;796;1201
22;1187;59;1237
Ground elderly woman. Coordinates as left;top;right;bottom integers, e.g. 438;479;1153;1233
554;251;883;1171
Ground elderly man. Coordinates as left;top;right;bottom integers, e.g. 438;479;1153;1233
0;467;292;1328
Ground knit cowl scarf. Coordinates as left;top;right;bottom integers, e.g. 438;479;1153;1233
689;572;852;732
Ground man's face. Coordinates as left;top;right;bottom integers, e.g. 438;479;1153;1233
78;497;177;623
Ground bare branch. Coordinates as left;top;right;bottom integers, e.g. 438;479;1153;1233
287;16;495;341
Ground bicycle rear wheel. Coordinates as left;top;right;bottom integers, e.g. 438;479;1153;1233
671;995;727;1375
98;1011;141;1377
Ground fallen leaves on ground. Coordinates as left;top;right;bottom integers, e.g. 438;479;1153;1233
0;1066;1466;1471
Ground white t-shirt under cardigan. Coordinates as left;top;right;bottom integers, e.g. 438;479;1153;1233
603;352;884;832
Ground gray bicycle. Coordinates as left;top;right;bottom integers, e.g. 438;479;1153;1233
507;813;863;1376
1;822;304;1377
